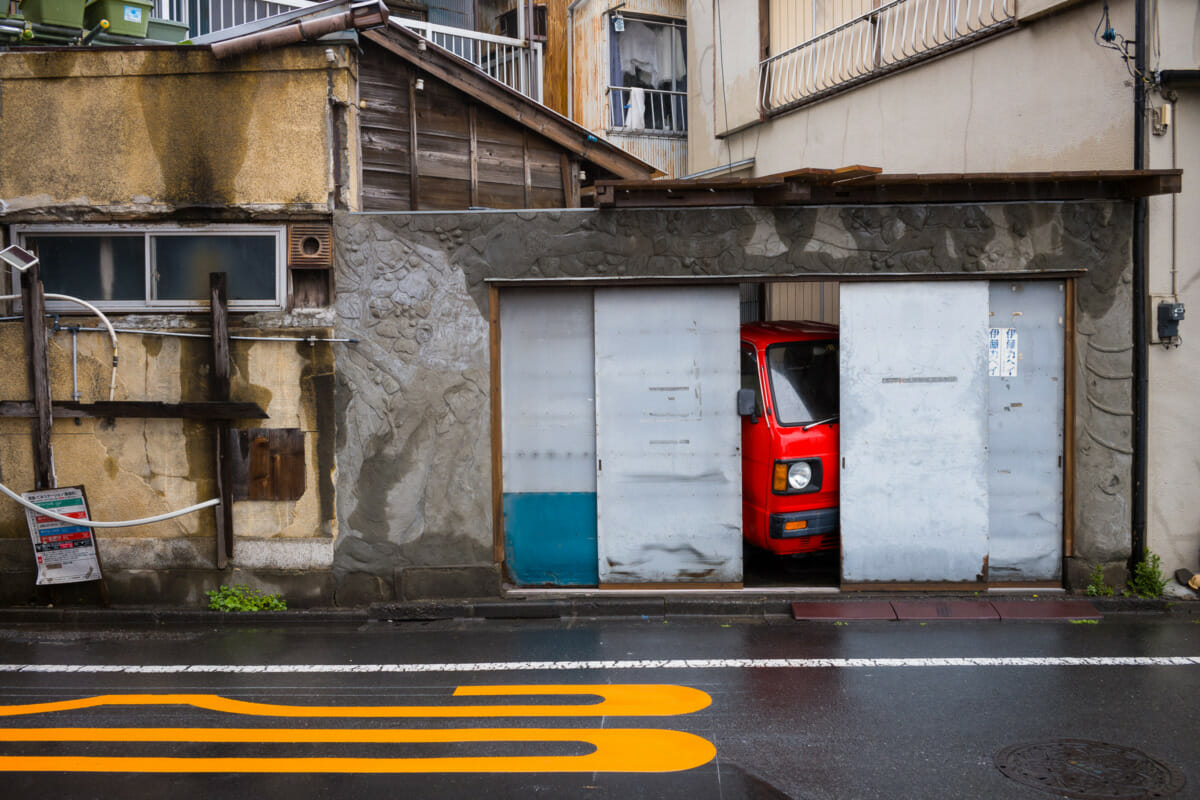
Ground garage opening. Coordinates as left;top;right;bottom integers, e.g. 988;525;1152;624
496;277;1067;591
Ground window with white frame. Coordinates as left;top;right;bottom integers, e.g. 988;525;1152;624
608;14;687;134
12;225;287;312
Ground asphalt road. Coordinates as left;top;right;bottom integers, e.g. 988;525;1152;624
0;616;1197;799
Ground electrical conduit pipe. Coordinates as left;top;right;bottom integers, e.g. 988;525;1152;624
0;481;220;527
0;291;119;400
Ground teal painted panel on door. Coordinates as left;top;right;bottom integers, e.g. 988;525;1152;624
502;492;599;585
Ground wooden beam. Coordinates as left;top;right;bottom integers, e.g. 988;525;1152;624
210;273;233;568
469;104;479;207
489;284;504;567
362;28;657;180
409;77;421;211
522;130;532;208
20;264;53;490
1063;278;1077;560
0;401;268;420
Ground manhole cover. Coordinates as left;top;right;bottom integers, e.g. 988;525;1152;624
995;739;1186;799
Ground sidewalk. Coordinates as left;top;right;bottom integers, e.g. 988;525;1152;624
0;592;1196;625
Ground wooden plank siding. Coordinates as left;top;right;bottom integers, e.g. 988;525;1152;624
360;40;569;211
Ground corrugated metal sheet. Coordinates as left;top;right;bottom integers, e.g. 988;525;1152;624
603;133;687;179
594;286;742;584
987;281;1064;581
840;282;990;583
767;281;839;323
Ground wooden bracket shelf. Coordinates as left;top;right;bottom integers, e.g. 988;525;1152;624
0;401;268;420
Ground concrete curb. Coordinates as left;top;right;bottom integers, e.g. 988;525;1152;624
0;596;1194;624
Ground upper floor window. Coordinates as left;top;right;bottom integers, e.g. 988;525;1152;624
11;225;286;312
608;14;687;135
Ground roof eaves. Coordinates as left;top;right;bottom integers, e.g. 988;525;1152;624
363;21;660;181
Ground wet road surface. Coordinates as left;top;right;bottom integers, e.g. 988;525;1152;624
0;616;1196;799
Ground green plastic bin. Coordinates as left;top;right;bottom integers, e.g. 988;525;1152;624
83;0;151;37
17;0;84;28
145;15;186;41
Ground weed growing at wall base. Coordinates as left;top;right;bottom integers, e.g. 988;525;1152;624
206;584;287;612
1086;564;1114;597
1127;551;1167;599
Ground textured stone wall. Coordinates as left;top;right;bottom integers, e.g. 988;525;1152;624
334;202;1132;597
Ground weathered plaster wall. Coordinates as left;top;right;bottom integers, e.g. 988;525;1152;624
334;201;1131;597
0;314;338;604
0;45;353;216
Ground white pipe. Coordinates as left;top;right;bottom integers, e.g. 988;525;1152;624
1;292;121;401
44;293;119;402
0;480;220;528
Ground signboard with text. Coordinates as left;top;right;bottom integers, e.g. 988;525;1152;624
23;486;102;585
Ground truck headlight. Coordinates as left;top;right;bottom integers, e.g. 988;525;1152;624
773;460;818;493
787;461;812;490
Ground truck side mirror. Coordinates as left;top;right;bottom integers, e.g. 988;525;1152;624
737;388;757;417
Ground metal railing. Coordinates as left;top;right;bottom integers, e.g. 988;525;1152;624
607;86;688;135
758;0;1015;114
396;17;544;102
148;0;545;102
154;0;312;37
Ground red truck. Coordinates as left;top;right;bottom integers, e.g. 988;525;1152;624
738;321;840;556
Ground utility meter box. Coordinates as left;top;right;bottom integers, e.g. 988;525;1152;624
1157;301;1185;340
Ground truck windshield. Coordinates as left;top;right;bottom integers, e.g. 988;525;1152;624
766;340;838;427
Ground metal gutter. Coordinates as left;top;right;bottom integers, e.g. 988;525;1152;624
209;0;386;59
190;0;350;44
1130;0;1148;568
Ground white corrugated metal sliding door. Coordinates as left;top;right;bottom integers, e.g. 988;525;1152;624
594;286;743;584
987;281;1065;581
840;282;991;584
500;289;599;585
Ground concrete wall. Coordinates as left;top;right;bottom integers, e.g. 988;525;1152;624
0;45;358;216
1147;84;1200;575
334;201;1131;597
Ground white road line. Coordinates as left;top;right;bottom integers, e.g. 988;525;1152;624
0;657;1198;674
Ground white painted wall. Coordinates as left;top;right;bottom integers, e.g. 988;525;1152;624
688;0;1200;580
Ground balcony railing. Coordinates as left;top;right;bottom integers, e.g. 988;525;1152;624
758;0;1015;114
607;86;687;135
154;0;312;37
395;18;543;102
149;2;544;102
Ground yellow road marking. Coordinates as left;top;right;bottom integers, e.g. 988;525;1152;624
0;727;716;772
0;685;717;773
0;684;710;719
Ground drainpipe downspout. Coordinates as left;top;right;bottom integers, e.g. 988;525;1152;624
1130;0;1148;568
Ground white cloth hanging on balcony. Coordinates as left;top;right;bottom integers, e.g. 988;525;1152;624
625;87;646;130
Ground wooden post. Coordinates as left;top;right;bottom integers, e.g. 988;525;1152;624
20;264;53;490
210;273;233;568
409;77;421;211
489;284;504;565
522;130;532;208
469;105;479;208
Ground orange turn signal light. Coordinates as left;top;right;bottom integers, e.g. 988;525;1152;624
772;464;788;492
783;520;808;531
